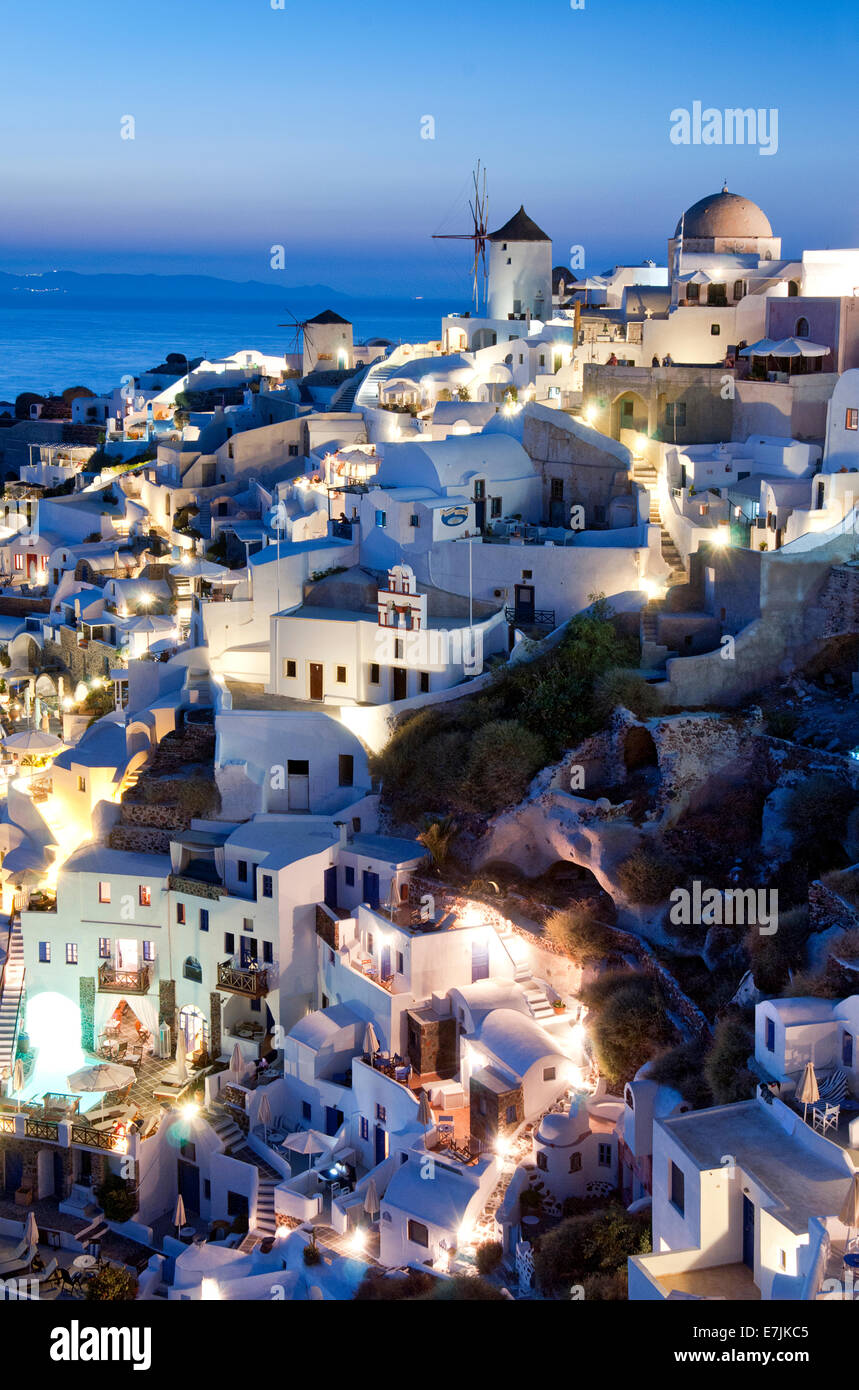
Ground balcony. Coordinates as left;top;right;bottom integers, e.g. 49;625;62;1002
217;959;269;998
98;962;151;995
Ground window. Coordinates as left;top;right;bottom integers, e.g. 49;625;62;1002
733;280;745;300
98;938;111;959
242;936;257;961
283;658;297;678
180;1139;196;1162
407;1220;429;1248
394;639;404;659
569;1152;582;1173
550;478;564;501
670;1161;685;1216
345;866;355;887
376;1103;386;1123
665;402;686;427
409;514;420;528
359;1117;369;1141
336;665;347;684
199;909;209;932
419;672;430;693
710;323;721;336
77;775;86;793
396;950;404;974
765;1016;775;1052
263;940;273;964
522;569;532;580
98;882;111;903
795;317;809;339
177;903;186;925
262;874;273;899
686;282;700;303
142;941;155;961
288;443;299;457
38;942;50;963
846;409;859;431
369;663;380;684
183;956;202;983
139;885;151;907
66;943;78;965
352;817;361;832
598;1143;612;1167
339;754;354;787
505;1104;518;1124
536;1151;548;1171
490;496;502;518
843;1031;854;1067
542;1066;556;1081
237;861;250;885
302;1101;312;1121
224;932;235;955
474;480;485;499
243;918;254;933
375;509;387;528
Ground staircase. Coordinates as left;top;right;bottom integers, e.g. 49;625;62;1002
355;362;398;409
202;1105;281;1244
331;365;370;413
632;456;660;522
0;921;25;1080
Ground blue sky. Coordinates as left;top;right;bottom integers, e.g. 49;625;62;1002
1;0;856;295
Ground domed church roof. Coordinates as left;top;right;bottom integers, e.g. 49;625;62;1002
675;186;773;240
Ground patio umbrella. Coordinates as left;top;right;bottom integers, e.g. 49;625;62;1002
174;1194;186;1237
363;1022;380;1057
2;730;62;754
257;1093;272;1142
362;1179;379;1220
12;1057;24;1111
797;1061;819;1123
839;1173;859;1248
68;1061;135;1120
168;558;229;581
281;1129;330;1156
768;337;829;358
229;1043;245;1080
417;1091;433;1128
174;1031;188;1084
23;1210;38;1250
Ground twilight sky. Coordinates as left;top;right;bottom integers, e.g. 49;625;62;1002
2;0;857;295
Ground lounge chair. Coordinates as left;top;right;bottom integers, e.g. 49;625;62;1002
0;1242;35;1276
817;1069;850;1107
30;1257;59;1287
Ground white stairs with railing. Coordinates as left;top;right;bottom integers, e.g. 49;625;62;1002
354;361;398;408
0;921;25;1080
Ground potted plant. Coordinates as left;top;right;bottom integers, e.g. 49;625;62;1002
303;1230;321;1266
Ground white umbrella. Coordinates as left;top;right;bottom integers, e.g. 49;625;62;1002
23;1210;38;1249
174;1194;186;1236
125;613;173;634
768;337;829;359
281;1129;330;1156
2;730;62;754
362;1179;379;1219
229;1043;245;1080
68;1061;135;1120
169;558;229;581
174;1030;188;1084
257;1093;272;1142
840;1173;859;1249
363;1022;380;1057
797;1061;819;1123
12;1057;24;1111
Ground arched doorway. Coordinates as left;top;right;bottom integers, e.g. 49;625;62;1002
610;390;649;441
178;1005;208;1056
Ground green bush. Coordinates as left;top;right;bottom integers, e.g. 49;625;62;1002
84;1266;139;1301
646;1037;712;1109
460;720;546;811
783;773;855;863
582;971;674;1085
475;1241;504;1276
544;905;615;964
592;669;660;722
417;816;459;870
414;1274;507;1300
94;1173;136;1223
533;1204;651;1292
617;847;683;904
703;1016;757;1104
744;905;809;994
582;1269;628;1300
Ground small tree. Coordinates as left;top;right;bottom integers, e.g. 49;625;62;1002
544;904;614;964
461;719;547;812
84;1266;139;1301
703;1016;757;1104
616;847;683;904
418;816;458;871
475;1240;504;1276
95;1174;136;1223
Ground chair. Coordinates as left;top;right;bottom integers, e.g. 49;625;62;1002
31;1257;59;1287
0;1242;35;1276
813;1102;840;1134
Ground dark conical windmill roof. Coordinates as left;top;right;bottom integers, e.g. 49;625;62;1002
306;308;352;326
488;206;550;243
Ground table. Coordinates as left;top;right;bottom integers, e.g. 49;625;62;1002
72;1254;97;1272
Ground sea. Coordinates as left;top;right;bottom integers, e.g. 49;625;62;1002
0;290;453;401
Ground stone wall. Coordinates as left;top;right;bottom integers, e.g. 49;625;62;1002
109;825;170;854
470;1075;523;1145
44;629;120;683
79;977;95;1052
159;979;176;1053
820;565;859;637
209;992;222;1059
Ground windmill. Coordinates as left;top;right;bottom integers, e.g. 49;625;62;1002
432;161;489;314
278;311;316;373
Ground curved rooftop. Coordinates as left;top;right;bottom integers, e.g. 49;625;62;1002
675;187;773;240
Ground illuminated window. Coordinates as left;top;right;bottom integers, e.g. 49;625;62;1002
66;943;78;965
846;409;858;431
38;942;50;963
139;885;151;907
98;882;111;903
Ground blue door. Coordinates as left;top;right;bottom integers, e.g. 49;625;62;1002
844;1032;855;1067
363;871;380;909
178;1159;200;1215
742;1194;755;1269
374;1124;387;1165
472;938;490;982
325;1106;343;1137
240;936;257;968
324;866;338;910
3;1152;22;1195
